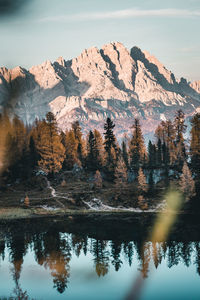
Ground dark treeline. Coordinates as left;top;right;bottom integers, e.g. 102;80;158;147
0;110;200;207
1;217;200;296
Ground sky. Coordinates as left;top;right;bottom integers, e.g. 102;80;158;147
0;0;199;82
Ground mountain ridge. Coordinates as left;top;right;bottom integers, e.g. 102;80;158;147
0;42;199;138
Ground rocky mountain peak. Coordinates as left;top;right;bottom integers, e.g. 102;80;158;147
56;56;66;67
0;42;199;138
190;80;200;93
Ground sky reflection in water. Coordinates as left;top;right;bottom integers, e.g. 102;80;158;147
0;216;200;299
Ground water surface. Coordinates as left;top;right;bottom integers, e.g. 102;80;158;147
0;213;200;299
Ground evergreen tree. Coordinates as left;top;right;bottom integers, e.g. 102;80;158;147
36;112;65;175
29;135;38;169
72;121;82;142
148;141;157;168
162;142;170;187
157;138;162;167
86;131;96;171
103;118;117;178
155;120;176;165
148;170;154;195
129;118;146;171
122;138;129;169
179;162;195;201
162;142;170;167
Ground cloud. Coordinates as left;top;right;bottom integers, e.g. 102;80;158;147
180;46;200;53
38;8;200;23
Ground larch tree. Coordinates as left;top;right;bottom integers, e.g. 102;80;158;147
179;162;195;201
4;115;27;180
64;130;79;169
129;118;146;171
137;167;148;194
114;156;127;186
93;129;104;169
36;112;65;175
93;170;103;189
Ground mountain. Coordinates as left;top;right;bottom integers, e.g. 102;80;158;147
0;42;199;138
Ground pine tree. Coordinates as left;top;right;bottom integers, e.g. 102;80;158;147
36;112;65;175
179;162;195;201
72;121;82;142
104;118;117;161
86;130;96;171
148;170;154;194
103;118;117;178
157;138;162;167
29;135;38;169
148;141;157;168
129;119;146;171
162;142;170;167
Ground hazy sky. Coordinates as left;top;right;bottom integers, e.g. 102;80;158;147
0;0;199;81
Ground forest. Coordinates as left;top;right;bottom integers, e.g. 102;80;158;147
0;110;199;211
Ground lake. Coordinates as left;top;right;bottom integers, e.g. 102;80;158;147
0;213;200;300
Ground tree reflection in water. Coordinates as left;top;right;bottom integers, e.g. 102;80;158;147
0;215;200;297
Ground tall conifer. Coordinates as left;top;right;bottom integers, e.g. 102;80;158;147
36;112;65;175
129;119;146;171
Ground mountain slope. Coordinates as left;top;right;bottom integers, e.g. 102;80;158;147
0;42;199;138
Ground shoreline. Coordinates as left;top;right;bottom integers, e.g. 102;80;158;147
0;206;197;222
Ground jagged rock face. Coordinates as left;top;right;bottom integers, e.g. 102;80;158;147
190;80;200;94
0;42;199;138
